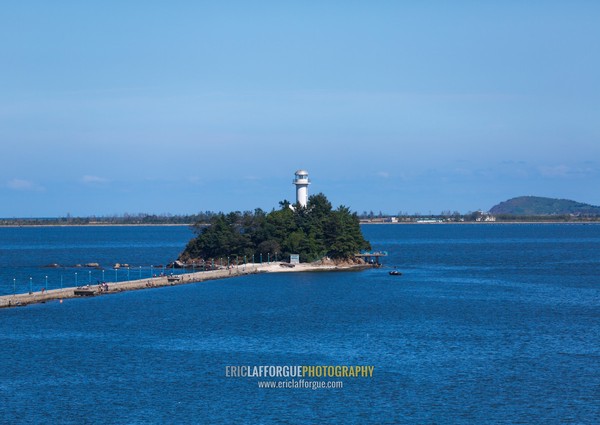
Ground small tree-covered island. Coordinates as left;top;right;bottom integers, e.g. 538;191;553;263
179;193;372;265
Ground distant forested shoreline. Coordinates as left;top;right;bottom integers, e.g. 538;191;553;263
2;212;600;227
0;213;216;226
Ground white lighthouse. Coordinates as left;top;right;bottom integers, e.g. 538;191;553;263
293;169;310;208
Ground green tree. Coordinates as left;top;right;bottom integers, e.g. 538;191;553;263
324;206;371;258
179;193;371;263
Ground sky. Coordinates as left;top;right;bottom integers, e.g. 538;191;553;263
1;1;599;217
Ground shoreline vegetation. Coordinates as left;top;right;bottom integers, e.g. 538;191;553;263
3;195;600;227
0;261;370;309
179;193;371;264
2;219;599;228
2;217;600;229
3;213;600;228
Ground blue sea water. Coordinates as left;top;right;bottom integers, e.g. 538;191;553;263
0;226;195;295
1;224;599;424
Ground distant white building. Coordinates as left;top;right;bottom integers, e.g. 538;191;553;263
293;170;310;207
476;211;497;222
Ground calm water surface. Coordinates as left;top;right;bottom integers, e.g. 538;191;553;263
0;226;194;295
0;224;599;424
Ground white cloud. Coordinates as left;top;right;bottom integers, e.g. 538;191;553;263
6;178;44;191
538;164;570;177
537;164;598;179
82;175;109;184
377;171;390;178
243;175;261;181
451;168;473;176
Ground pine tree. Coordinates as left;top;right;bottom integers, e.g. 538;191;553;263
179;193;371;263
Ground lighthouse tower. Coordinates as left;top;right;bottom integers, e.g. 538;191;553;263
293;170;310;207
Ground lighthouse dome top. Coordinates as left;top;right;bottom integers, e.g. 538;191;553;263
295;169;309;176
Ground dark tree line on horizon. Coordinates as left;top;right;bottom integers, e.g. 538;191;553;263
0;212;220;226
4;193;600;227
179;193;372;263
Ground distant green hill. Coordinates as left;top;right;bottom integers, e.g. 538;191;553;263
490;196;600;216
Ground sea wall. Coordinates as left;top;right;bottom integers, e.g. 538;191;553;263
0;262;369;309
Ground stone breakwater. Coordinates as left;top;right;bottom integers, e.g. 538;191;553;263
0;262;370;309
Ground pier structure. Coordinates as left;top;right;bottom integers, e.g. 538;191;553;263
0;261;371;309
355;251;388;266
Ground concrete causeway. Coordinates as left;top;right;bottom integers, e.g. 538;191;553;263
0;262;369;309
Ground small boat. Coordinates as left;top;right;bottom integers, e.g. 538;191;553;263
389;270;402;276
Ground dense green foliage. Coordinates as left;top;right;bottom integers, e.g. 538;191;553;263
490;196;600;216
179;193;371;263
